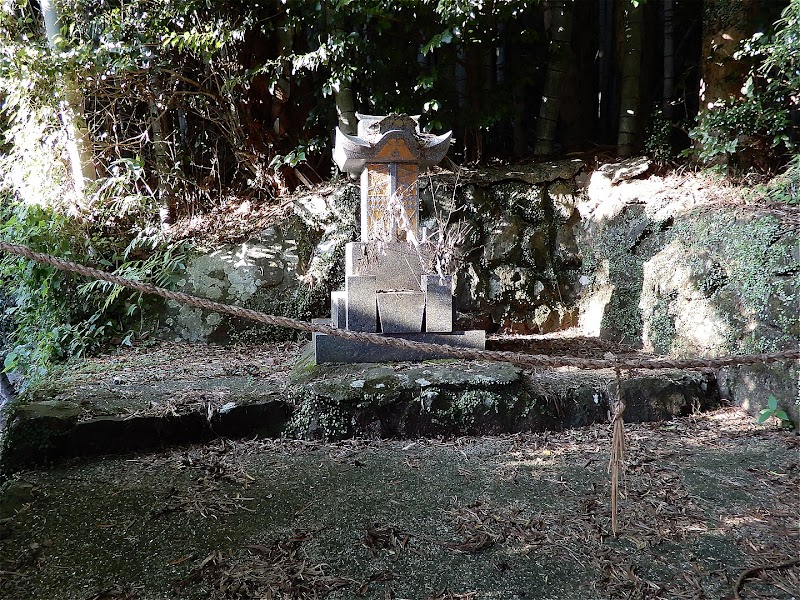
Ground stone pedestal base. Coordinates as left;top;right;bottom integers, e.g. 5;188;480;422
313;330;485;364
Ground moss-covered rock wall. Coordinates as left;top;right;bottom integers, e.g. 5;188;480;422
422;161;585;333
576;164;799;423
156;160;588;341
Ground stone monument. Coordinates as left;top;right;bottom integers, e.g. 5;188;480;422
313;113;485;363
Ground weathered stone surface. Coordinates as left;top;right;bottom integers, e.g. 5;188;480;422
520;224;551;267
450;160;584;186
0;341;724;470
345;241;429;291
291;357;719;440
12;400;82;422
377;292;425;333
156;228;308;343
330;291;346;328
718;363;800;426
290;359;526;438
613;373;718;423
345;275;377;332
483;216;521;264
487;266;547;306
0;381;292;471
313;330;485;364
334;114;452;174
0;401;82;471
336;114;450;243
577;172;800;361
417;167;585;332
597;156;652;184
150;184;360;345
423;275;453;333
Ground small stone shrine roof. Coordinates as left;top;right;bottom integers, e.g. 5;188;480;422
333;112;452;174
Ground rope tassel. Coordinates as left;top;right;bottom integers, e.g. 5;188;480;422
609;366;626;536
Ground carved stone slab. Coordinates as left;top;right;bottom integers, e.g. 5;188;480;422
330;291;347;329
313;330;486;364
377;292;426;333
423;275;453;333
345;242;431;292
345;275;377;332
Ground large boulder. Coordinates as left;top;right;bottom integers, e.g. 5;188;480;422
157;185;359;343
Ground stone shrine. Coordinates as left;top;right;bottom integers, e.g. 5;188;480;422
314;113;486;363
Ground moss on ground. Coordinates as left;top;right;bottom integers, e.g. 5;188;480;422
1;409;796;600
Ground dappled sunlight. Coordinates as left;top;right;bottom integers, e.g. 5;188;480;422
1;405;797;599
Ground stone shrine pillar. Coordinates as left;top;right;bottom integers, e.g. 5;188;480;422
314;113;485;363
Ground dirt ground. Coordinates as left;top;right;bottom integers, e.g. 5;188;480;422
1;407;797;600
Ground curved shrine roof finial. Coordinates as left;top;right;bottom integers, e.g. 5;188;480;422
333;112;452;174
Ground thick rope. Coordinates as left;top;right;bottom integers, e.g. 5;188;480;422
1;240;799;371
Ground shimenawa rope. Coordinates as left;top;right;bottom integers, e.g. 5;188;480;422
2;239;798;552
1;240;798;371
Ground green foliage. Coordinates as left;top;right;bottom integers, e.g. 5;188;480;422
750;0;800;92
690;2;799;172
268;137;328;170
645;105;677;165
752;154;800;205
0;202;77;384
687;89;794;170
0;8;191;389
0;197;190;391
756;395;792;428
0;35;74;206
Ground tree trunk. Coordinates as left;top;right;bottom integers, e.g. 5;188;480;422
662;0;675;118
325;4;357;135
39;0;96;204
616;0;643;157
511;80;527;158
454;44;468;157
334;85;357;135
534;0;574;157
463;44;484;162
597;0;616;143
147;75;178;229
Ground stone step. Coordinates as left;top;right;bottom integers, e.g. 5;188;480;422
0;342;720;473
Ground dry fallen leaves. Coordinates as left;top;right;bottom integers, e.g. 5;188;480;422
178;529;353;599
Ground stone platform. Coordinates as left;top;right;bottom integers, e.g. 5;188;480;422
0;340;722;471
313;329;485;363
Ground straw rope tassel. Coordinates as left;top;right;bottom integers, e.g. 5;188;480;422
609;366;626;536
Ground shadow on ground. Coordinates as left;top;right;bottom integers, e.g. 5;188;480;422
1;408;797;599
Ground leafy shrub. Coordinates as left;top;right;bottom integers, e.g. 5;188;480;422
645;105;678;165
750;154;800;205
0;198;190;391
757;395;792;428
688;89;794;172
689;2;799;172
